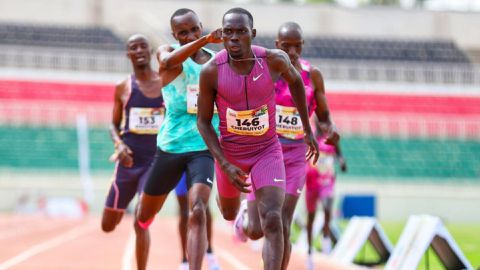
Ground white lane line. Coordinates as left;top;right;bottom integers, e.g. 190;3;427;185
217;249;252;270
121;231;135;270
0;221;69;240
0;221;94;270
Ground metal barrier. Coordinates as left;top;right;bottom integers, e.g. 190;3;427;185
0;45;479;85
311;59;479;85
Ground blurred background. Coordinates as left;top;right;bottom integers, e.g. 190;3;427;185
0;0;479;269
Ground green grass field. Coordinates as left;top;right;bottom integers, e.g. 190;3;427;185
293;220;480;269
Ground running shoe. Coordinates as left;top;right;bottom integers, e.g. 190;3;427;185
178;261;189;270
233;199;248;242
322;236;332;254
206;252;220;270
306;253;314;270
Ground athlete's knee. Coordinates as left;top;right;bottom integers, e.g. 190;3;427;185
247;223;264;240
219;205;237;221
189;200;207;225
136;216;154;230
101;221;116;233
261;210;283;234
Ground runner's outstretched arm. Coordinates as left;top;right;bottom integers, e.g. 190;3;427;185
197;61;250;192
268;49;319;163
311;67;340;146
157;29;222;71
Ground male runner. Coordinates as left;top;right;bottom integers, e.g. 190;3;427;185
136;9;222;270
305;120;346;269
233;22;340;269
101;34;163;270
174;173;220;270
197;8;319;270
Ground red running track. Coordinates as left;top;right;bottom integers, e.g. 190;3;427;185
0;214;361;270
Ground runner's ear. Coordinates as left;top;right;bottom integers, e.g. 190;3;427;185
252;29;256;39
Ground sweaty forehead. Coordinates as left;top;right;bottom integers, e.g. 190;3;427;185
127;37;148;48
278;28;302;41
171;12;200;30
223;13;251;28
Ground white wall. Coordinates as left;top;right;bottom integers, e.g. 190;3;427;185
1;0;479;49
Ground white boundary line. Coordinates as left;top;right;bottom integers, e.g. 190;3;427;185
217;249;252;270
0;221;69;240
121;231;135;270
0;221;94;270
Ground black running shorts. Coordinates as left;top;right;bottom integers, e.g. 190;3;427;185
143;148;214;196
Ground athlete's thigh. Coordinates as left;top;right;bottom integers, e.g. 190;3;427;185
283;143;308;196
105;163;142;210
250;144;286;193
185;150;215;189
214;160;240;200
255;186;285;216
174;172;189;197
143;148;187;196
137;162;155;194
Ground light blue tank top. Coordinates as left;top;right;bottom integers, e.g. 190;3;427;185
157;44;219;153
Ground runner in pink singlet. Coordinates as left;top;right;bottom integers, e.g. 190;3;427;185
305;127;346;263
197;8;319;270
242;22;340;270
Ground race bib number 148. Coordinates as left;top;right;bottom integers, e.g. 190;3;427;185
276;105;304;140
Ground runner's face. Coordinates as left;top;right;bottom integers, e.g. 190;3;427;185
127;38;151;67
171;13;202;46
222;14;255;58
276;29;303;63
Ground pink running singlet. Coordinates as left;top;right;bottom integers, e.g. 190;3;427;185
214;46;286;198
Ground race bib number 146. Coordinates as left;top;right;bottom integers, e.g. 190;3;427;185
226;105;269;136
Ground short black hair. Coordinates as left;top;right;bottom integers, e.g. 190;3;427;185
126;34;149;49
170;8;196;27
278;22;303;34
223;7;253;28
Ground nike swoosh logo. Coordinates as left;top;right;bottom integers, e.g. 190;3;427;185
253;74;263;81
206;178;213;184
273;178;284;182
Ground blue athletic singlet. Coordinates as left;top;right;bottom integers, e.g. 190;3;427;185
156;44;219;153
121;74;164;165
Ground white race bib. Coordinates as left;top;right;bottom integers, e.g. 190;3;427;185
226;105;269;136
129;107;164;134
187;84;217;114
276;105;304;140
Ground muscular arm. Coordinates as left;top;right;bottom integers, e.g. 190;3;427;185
197;61;249;192
311;67;340;146
267;49;319;162
157;29;222;71
109;81;126;145
109;80;133;167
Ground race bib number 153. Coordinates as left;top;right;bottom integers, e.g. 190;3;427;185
129;107;164;134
